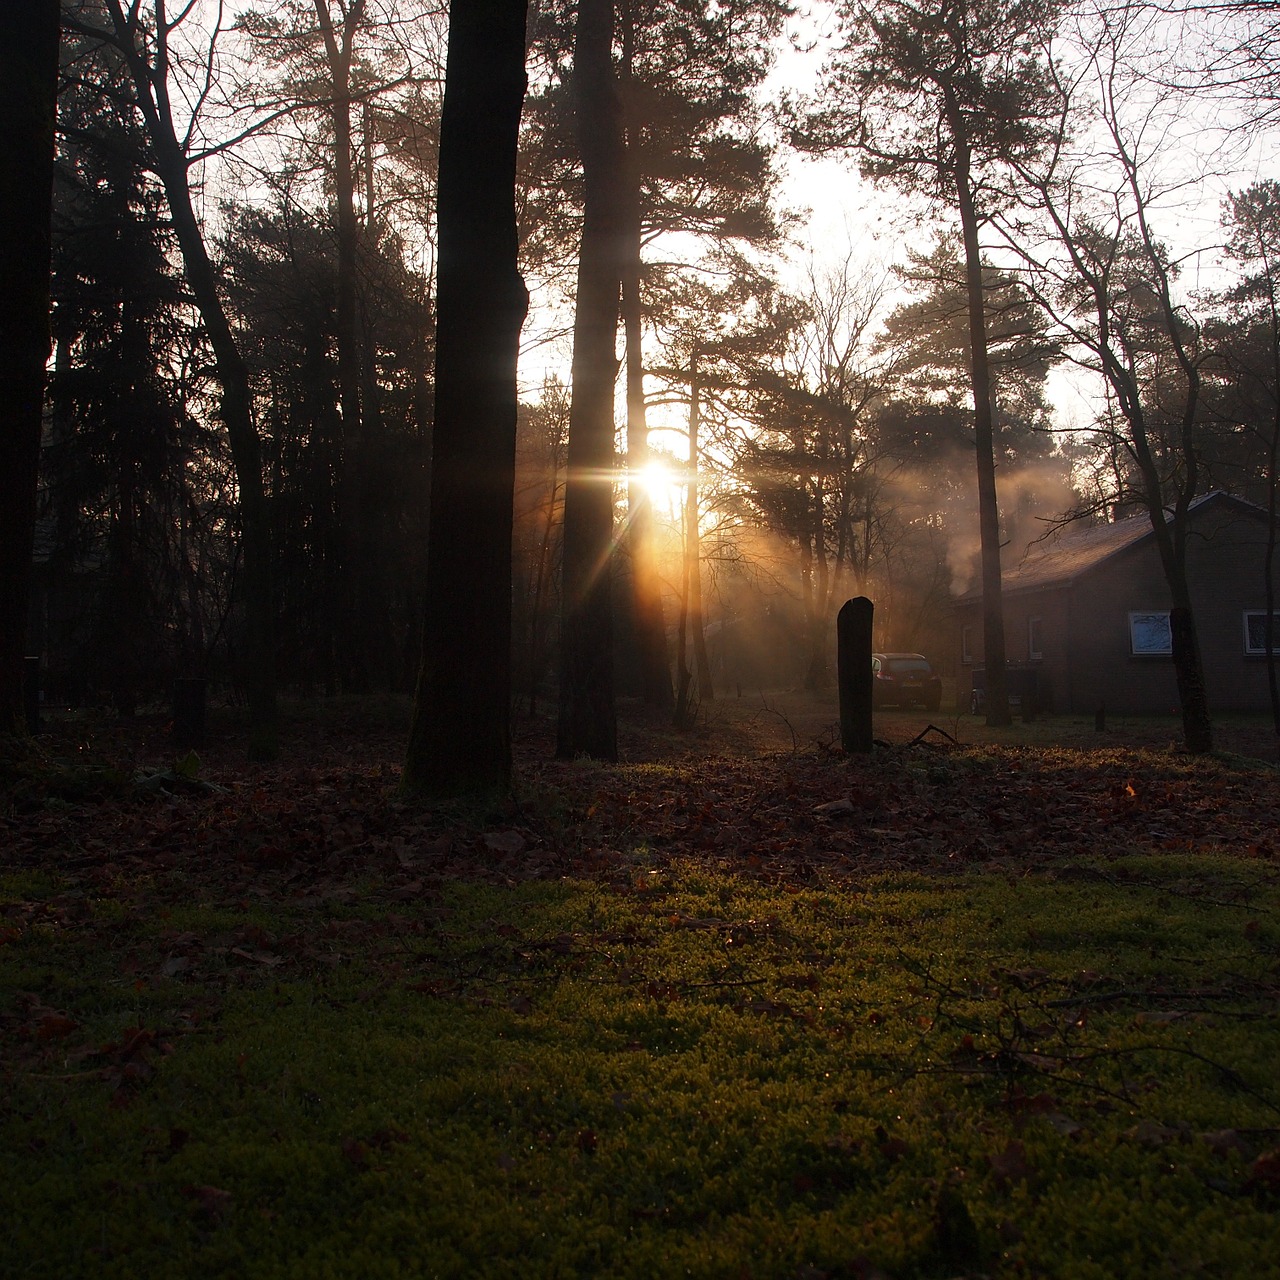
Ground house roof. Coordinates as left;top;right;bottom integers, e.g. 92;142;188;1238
955;492;1266;603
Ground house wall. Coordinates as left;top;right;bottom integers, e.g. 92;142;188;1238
954;501;1277;715
1063;543;1181;715
1185;507;1276;712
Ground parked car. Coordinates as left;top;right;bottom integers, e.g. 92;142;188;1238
872;652;942;711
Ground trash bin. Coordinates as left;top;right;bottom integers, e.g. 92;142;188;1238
969;666;986;715
969;664;1039;717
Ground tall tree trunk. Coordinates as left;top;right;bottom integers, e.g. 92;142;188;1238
622;224;673;709
315;0;371;693
687;349;713;702
673;487;693;728
618;0;671;711
0;1;59;739
1116;119;1213;754
526;456;562;717
402;0;529;798
105;0;278;757
556;0;622;761
1129;416;1213;754
948;102;1010;727
1264;293;1280;740
805;430;831;690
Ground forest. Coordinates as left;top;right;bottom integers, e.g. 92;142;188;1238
4;1;1280;786
5;6;1280;1276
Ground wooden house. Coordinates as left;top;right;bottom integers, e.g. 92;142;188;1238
952;492;1278;715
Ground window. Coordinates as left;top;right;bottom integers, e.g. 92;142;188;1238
1244;611;1280;655
1129;611;1172;656
1028;616;1043;661
961;624;974;664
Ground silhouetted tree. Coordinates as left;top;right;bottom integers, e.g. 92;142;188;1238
1010;8;1215;752
526;0;789;712
556;0;624;761
70;0;280;755
796;0;1065;725
1210;179;1280;735
220;197;431;693
237;0;447;691
402;0;529;798
46;57;218;711
0;2;60;738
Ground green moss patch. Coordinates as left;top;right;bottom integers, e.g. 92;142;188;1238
4;847;1279;1279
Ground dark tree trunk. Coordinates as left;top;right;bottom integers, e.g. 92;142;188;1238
1266;395;1280;742
102;1;279;757
402;0;529;798
949;104;1011;727
0;2;59;739
674;346;711;727
315;0;372;693
622;230;673;710
687;350;713;702
152;141;278;758
1116;386;1213;753
1262;274;1280;739
556;0;623;761
619;1;671;712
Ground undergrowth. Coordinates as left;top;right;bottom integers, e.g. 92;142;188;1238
3;852;1278;1278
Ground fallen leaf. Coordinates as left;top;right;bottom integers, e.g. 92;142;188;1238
1134;1010;1194;1025
989;1139;1033;1185
814;799;855;816
182;1184;233;1221
483;830;526;856
1127;1120;1180;1148
874;1126;909;1162
1248;1148;1280;1191
1044;1113;1085;1138
1199;1129;1249;1159
35;1011;79;1041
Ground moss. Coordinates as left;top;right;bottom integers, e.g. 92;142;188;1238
3;857;1279;1277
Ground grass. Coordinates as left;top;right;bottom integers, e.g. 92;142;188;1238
4;842;1279;1278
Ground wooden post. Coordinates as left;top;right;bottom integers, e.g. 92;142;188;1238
1095;701;1106;732
838;596;874;754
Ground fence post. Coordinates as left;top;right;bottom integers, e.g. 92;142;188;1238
837;597;874;754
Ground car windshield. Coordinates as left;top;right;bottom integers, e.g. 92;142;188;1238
886;658;931;674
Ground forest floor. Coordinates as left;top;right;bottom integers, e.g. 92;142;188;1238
3;693;1280;1277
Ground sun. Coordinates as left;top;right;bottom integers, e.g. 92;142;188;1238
636;458;684;513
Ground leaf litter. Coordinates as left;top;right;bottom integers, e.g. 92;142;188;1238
3;701;1280;1275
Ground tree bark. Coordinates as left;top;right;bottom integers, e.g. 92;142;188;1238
315;0;372;694
402;0;529;798
687;350;713;703
1264;293;1280;739
0;1;59;740
556;0;622;761
618;0;672;712
948;97;1011;727
1124;145;1213;754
